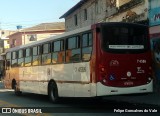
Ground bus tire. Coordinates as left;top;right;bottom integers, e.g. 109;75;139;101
48;82;59;103
14;83;22;96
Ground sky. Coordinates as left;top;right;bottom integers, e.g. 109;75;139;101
0;0;80;30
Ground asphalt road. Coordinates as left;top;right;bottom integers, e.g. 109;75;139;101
0;81;159;116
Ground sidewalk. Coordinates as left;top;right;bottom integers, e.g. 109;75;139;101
104;92;160;106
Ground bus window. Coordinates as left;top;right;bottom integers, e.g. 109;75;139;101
6;52;11;60
32;46;41;66
52;40;65;64
101;25;148;53
11;51;18;67
54;41;61;52
18;49;24;67
42;43;51;65
66;36;81;62
82;32;92;61
6;52;11;70
24;48;32;66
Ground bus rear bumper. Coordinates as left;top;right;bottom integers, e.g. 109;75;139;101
96;80;153;96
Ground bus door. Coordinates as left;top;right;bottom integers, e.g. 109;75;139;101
0;60;5;80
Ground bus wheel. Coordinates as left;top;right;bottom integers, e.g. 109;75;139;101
14;83;22;96
48;82;59;103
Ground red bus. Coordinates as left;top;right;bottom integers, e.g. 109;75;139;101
94;23;152;95
3;22;152;103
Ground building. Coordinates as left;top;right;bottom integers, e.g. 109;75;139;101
60;0;160;89
0;30;15;73
60;0;149;32
7;22;65;48
60;0;110;31
149;0;160;84
0;30;15;54
106;0;149;24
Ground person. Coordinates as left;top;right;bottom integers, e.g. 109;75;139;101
0;69;2;81
153;40;160;92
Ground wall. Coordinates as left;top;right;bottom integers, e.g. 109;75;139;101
149;0;160;82
9;32;22;48
4;39;9;49
116;0;131;8
106;0;148;23
65;0;110;31
149;0;160;9
149;6;160;26
22;31;64;45
8;30;64;48
64;0;148;31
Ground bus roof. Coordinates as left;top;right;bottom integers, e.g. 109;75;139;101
6;22;147;53
6;25;91;52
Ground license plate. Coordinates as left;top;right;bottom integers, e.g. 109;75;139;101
124;81;133;86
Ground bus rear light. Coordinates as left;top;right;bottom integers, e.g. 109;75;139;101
102;79;107;83
99;64;106;72
148;77;152;81
98;64;108;82
101;67;105;72
99;67;105;72
147;75;152;83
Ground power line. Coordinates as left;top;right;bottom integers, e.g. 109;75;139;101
0;18;65;30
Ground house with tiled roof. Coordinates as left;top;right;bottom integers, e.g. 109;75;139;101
0;30;15;54
7;22;65;48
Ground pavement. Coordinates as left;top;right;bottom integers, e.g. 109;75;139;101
1;80;160;106
104;82;160;107
105;92;160;106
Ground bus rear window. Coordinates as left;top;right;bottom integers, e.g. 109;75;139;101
101;24;149;53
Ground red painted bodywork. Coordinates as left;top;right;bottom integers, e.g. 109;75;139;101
90;23;152;87
97;52;152;87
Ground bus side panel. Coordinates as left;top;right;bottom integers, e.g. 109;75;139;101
51;62;92;97
4;70;11;89
90;83;97;97
20;67;40;94
18;67;23;91
52;63;74;97
73;62;91;97
37;65;48;94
